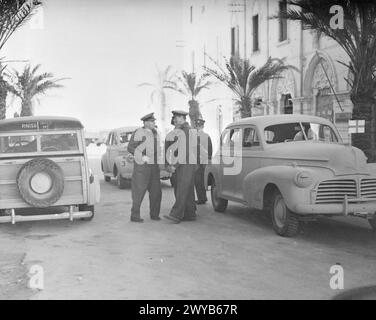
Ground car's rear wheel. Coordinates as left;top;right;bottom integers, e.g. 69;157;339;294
271;190;299;237
101;162;111;182
368;217;376;232
117;173;129;189
210;178;228;212
79;204;94;221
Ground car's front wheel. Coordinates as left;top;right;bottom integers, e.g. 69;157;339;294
79;204;94;221
271;191;299;237
210;178;228;212
368;217;376;232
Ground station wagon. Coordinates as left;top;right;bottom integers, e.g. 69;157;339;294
0;116;100;224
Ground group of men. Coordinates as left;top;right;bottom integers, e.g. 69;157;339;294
127;110;212;224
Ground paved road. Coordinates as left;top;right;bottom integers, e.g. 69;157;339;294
1;158;376;300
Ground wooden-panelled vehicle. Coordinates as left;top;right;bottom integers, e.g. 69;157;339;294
205;115;376;237
0;116;100;224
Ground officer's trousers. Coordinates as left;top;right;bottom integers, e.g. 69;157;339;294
131;163;161;219
169;164;197;220
194;164;207;202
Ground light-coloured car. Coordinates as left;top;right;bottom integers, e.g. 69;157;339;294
101;126;170;189
101;126;138;189
205;114;376;237
0;116;100;223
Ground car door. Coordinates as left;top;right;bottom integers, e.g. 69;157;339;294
103;132;113;173
234;126;263;200
109;131;119;170
220;127;242;199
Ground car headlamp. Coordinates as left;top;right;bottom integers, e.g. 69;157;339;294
294;171;313;188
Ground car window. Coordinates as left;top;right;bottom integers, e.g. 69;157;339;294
111;133;118;146
221;128;241;151
265;122;340;144
40;134;79;152
221;129;230;146
106;132;113;145
243;127;260;148
0;135;37;154
229;128;241;145
120;132;133;144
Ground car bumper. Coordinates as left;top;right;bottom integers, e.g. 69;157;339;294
0;206;93;224
294;197;376;217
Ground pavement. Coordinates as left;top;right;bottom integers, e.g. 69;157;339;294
0;153;376;300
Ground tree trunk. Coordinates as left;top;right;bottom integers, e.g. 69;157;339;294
240;96;252;118
351;96;376;162
0;77;7;120
21;99;33;117
188;99;202;128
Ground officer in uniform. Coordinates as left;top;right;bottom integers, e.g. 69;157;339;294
127;112;162;222
164;110;197;223
194;118;212;204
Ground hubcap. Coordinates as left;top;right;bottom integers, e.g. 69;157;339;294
30;172;52;194
274;196;287;228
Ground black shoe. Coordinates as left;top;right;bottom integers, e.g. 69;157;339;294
163;215;181;224
151;216;161;221
195;200;207;205
130;217;144;223
182;216;196;221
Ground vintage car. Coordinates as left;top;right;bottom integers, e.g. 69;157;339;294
0;116;100;224
205;114;376;237
101;126;170;189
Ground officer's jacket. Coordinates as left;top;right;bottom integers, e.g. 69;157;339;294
165;121;197;166
127;127;161;164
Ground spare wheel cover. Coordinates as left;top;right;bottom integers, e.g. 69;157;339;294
17;158;65;208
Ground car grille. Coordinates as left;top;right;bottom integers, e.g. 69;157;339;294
360;179;376;200
315;178;376;204
315;179;357;204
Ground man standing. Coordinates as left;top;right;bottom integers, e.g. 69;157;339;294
127;113;162;223
164;110;197;223
194;118;212;205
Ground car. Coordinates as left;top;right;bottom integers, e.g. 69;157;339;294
0;116;100;224
205;114;376;237
101;126;170;189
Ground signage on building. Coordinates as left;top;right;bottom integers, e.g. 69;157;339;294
348;120;365;134
335;112;352;122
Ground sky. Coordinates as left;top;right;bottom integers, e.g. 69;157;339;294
3;0;184;132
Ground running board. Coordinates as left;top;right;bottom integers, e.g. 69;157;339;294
0;207;92;224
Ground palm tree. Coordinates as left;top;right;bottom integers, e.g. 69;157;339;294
138;65;175;136
0;63;7;120
0;0;42;52
204;55;289;118
8;64;65;116
0;0;42;119
276;0;376;161
166;71;213;128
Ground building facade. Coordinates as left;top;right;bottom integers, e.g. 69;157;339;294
182;0;353;142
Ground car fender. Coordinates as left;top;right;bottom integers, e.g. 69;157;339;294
88;174;101;205
101;153;108;173
204;164;220;190
114;155;133;179
243;166;316;211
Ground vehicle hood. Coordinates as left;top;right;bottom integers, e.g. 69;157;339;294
265;142;370;175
